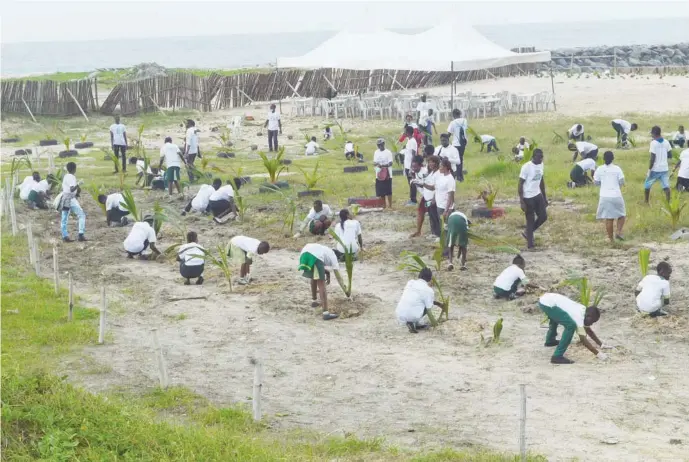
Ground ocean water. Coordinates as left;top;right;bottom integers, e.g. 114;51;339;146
2;18;687;77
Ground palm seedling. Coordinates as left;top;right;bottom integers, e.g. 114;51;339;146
218;127;232;147
492;317;503;343
47;168;64;192
552;131;566;144
87;184;107;216
63;137;71;152
398;251;449;325
80;133;88;143
258;147;286;184
297;160;327;191
203;243;234;292
119;188;143;222
152;200;166;236
101;147;121;173
661;191;687;229
10;157;32;179
477;181;498;208
562;275;604;307
638;248;651;277
521;139;538;164
332;120;345;139
329;230;354;298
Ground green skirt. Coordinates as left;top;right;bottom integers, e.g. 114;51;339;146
299;252;325;280
447;214;468;247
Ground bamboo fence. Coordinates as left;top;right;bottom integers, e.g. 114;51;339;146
0;79;97;117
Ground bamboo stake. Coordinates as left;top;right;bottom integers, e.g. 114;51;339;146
252;358;263;421
98;286;106;344
32;240;40;275
519;384;527;462
21;97;38;123
27;223;34;264
9;196;18;236
53;245;59;294
0;189;4;222
68;272;74;321
152;328;170;388
65;87;89;122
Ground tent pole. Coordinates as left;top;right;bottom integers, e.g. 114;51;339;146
549;65;557;112
450;61;454;110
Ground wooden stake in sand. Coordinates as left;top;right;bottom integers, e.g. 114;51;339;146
252;358;263;421
151;328;169;389
68;272;74;321
52;245;59;294
27;223;34;264
65;87;89;122
519;384;527;462
98;287;107;344
9;195;18;236
32;240;40;276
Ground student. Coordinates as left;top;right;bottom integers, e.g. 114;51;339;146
419;108;437;146
19;172;40;204
296;200;333;237
403;113;418;130
423;144;435;159
332;208;362;260
264;103;281;152
569;156;596;188
645;125;672;204
435;158;456;221
672;146;689;191
493;255;531;300
182;179;221;215
446;210;469;271
568;124;585;141
98;192;130;226
611;118;637;147
60;162;87;243
410;155;440;238
208;180;238;224
636;262;671;317
447;109;468;181
135;157;154;186
177;231;206;285
20;173;50;210
395;268;446;333
184;120;200;181
110;115;128;173
159;137;184;196
400;114;423;149
513;137;530;161
593;151;626;241
518;149;547;249
476;134;499;153
670;125;686;148
298;243;345;321
123;215;160;259
538;292;609;364
373;138;393;209
344;140;362;162
434;133;461;179
304;136;321;156
415;95;431;125
229;235;270;285
569;141;599;162
403;125;419;205
324;126;334;140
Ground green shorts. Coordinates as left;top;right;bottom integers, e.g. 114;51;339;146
27;190;38;203
228;244;251;266
165;166;181;182
447;214;468;247
299;253;326;280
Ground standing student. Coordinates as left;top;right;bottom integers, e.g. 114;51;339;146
159;136;184;196
568;124;585;141
434;158;456;222
177;231;206;285
569;157;596;188
110;115;128;173
446;210;469;271
400;114;424;149
229;235;270;285
332;208;363;260
636;261;671;317
518;149;547;249
670;125;686;148
593;151;627;241
419;109;437;146
98;192;130;227
403;125;419;206
182;179;221;215
264;103;282;152
373;138;393;209
476;134;499;153
415;95;431;125
60;162;87;243
184;120;200;181
123;215;160;259
208;180;238;224
611;118;637;147
447;109;468;181
395;268;446;333
493;255;530;300
570;141;599;162
645;125;672;204
410;155;440;238
298;243;346;321
434;133;461;179
296;200;333;236
672;146;689;191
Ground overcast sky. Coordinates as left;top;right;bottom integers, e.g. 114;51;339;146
2;0;688;44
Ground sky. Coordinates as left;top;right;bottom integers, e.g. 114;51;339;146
1;0;689;44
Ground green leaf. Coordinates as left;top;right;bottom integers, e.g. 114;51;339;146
638;248;651;277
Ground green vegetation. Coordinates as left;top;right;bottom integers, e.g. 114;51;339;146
638;248;651;277
328;229;354;297
258;147;286;184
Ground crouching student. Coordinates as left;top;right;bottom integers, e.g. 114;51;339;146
20;172;50;209
123;215;160;259
568;124;585;141
512;137;530;161
569;157;596;188
538;292;611;364
635;261;671;317
569;141;599;162
98;192;129;226
332;208;362;261
135;158;155;186
228;235;270;285
493;255;531;300
344;141;364;162
476;134;499;153
294;200;333;237
395;268;446;333
177;231;205;285
208;180;238;224
611;118;637;147
446;210;469;271
182;178;221;216
298;243;346;321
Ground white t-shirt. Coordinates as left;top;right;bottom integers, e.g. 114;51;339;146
267;111;281;131
110;123;126;146
230;236;261;255
434;173;456;210
419;114;433;130
301;243;339;270
673;131;686;141
306;204;332;222
136;159;153;175
636;275;670;313
447;118;468;146
481;135;495;143
421;170;437;202
373;148;393;178
577;158;596;172
62;173;77;194
105;193;127;212
519;162;544;199
612;119;632;134
305;141;319;155
416;101;431;116
677;149;689;179
396;279;435;324
593;164;625;198
494;264;527;291
209;185;235;202
185;127;199;154
539;293;586;335
178;242;205;266
33;180;50;194
434;145;461;171
344;142;354;153
649;139;671;172
160;143;182;168
569;124;584;136
123;221;156;253
191;184;215;212
333;219;362;254
404;138;418;169
19;178;37;200
575;141;597;155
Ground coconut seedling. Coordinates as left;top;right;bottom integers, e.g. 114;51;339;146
329;229;354;298
552;131;566;144
258;147;286;184
662;191;687;229
152;200;166;236
119;188;143;222
492;317;503;343
639;248;651;277
297;160;326;191
562;275;604;307
63;137;71;152
203;244;234;292
520;139;538;164
87;184;108;217
477;182;498;209
101;147;121;173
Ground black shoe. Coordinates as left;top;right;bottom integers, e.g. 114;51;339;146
184;279;191;285
62;236;73;243
545;340;560;347
650;309;668;318
196;276;204;285
181;211;187;216
78;234;87;242
322;312;339;321
406;322;418;334
550;356;574;364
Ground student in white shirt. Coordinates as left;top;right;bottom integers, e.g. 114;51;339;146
403;125;419;205
296;200;333;237
304;136;322;156
611;118;637;147
434;158;456;221
644;125;672;204
447;109;468;181
415;95;431;125
184;119;200;181
21;172;50;209
538;292;609;364
410;155;441;238
123;215;160;259
569;157;596;187
670;125;685;148
332;209;363;260
344;140;363;162
635;262;671;317
323;126;334;140
569;141;599;162
593;151;627;242
373;138;393;208
672;147;689;191
19;174;37;201
158;137;184;195
109;115;128;173
568;123;585;141
518;149;547;249
475;134;499;153
434;133;461;179
98;192;130;226
208;180;238;224
60;162;87;242
177;231;206;285
229;235;270;285
419;108;437;145
183;179;221;215
395;268;445;333
446;210;469;270
513;137;530;161
135;157;155;187
264;103;282;152
493;255;530;300
298;243;346;321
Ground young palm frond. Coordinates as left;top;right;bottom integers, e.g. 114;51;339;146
561;274;604;307
661;191;687;229
477;181;498;208
492;317;503;343
63;137;71;152
467;127;480;143
203;244;233;292
10;157;32;179
552;131;566;144
521;139;538;164
638;248;651;277
297;161;326;190
119;188;143;222
101;147;120;173
87;184;107;216
258;147;286;183
329;229;354;297
152;200;166;236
